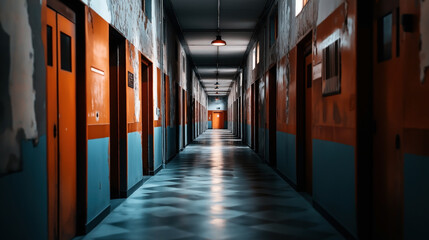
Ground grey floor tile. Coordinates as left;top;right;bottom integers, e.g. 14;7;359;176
78;130;345;240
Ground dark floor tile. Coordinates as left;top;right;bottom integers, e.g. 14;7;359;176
80;130;344;240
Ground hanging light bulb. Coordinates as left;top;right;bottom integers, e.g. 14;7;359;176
211;35;226;46
211;0;226;46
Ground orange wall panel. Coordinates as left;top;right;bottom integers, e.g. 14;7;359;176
276;50;297;135
125;41;142;131
85;8;110;127
312;4;356;146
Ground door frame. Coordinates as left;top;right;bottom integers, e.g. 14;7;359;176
141;55;153;175
296;32;313;193
108;26;127;198
268;65;277;167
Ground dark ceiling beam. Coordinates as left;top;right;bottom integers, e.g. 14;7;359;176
183;28;254;33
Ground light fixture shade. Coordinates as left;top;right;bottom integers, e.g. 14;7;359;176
211;35;226;46
215;86;219;89
214;81;219;85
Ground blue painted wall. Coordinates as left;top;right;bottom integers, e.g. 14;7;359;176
258;127;265;159
179;125;183;149
185;124;188;146
166;126;176;160
127;132;143;190
265;129;271;161
208;121;212;129
313;139;357;237
0;136;47;239
154;127;162;171
87;137;110;224
276;132;297;184
246;124;251;146
404;153;429;239
148;134;154;171
208;96;227;110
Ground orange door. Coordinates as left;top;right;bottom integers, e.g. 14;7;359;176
372;3;403;238
213;112;223;129
46;8;58;240
304;53;313;195
46;8;77;240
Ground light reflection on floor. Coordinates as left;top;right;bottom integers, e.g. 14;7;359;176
76;129;344;240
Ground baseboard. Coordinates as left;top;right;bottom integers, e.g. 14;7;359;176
153;165;163;175
85;205;111;233
272;167;298;189
313;201;357;240
124;178;144;197
166;154;177;164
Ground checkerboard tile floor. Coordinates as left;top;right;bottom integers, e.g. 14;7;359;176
80;130;344;240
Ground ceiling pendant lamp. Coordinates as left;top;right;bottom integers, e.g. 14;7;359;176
215;81;219;85
215;86;219;89
211;35;226;46
211;0;226;46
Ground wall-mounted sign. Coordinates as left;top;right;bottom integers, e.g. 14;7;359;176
128;71;134;88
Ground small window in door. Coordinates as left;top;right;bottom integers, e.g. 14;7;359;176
47;25;53;66
60;32;72;72
377;13;392;62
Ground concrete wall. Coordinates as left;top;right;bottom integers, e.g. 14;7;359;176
0;0;47;239
208;96;227;110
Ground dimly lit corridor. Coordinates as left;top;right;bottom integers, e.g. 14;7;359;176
77;130;343;240
1;0;429;239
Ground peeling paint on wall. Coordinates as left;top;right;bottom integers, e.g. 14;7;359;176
420;0;429;83
81;0;160;66
128;42;141;122
0;0;39;175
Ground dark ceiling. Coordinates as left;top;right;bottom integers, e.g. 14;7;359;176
168;0;268;96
